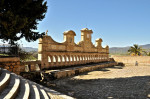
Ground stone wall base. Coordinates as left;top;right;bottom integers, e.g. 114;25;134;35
0;57;23;75
111;55;150;66
43;61;117;80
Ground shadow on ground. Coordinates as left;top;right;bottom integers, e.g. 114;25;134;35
77;65;124;76
49;75;150;99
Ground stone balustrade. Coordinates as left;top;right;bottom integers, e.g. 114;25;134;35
45;52;109;68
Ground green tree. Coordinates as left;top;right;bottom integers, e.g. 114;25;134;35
143;51;150;56
7;44;36;61
18;48;37;62
128;44;143;56
0;0;47;44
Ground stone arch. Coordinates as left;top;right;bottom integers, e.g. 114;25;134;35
101;55;104;60
74;55;76;61
88;55;90;60
48;56;51;62
80;56;82;61
77;55;79;61
92;55;94;60
106;55;108;60
53;55;56;62
89;55;92;60
100;55;102;60
97;55;99;60
104;55;106;60
62;55;65;62
82;55;85;60
70;55;73;62
58;55;61;62
85;55;87;60
96;55;98;60
89;55;91;60
95;55;97;60
99;55;101;59
66;55;69;62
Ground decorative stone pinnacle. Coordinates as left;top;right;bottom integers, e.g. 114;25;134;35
46;30;48;35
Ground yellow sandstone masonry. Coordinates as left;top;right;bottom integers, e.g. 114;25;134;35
38;28;110;69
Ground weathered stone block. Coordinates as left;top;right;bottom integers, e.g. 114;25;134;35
17;62;20;65
8;69;13;72
4;66;10;70
10;66;14;69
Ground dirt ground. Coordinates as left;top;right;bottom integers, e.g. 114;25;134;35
49;65;150;99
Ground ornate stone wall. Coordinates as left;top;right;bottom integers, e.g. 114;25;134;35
38;28;109;69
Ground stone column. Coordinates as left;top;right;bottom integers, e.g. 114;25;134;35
89;55;92;62
59;55;63;66
102;55;104;62
77;55;80;64
81;55;84;64
98;55;101;62
72;55;75;65
68;55;71;66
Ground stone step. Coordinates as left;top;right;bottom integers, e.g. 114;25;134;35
33;82;75;99
44;61;117;79
32;85;40;99
23;81;30;99
0;68;74;99
40;89;49;99
27;79;50;99
16;79;30;99
0;72;10;93
29;82;36;99
36;84;50;99
0;71;20;99
4;78;20;99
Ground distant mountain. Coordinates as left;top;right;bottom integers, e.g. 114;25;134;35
0;44;38;52
140;44;150;49
110;44;150;55
22;47;38;52
1;43;150;54
109;47;130;54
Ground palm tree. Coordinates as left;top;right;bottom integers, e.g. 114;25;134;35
128;44;143;56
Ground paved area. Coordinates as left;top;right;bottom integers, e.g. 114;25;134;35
49;65;150;99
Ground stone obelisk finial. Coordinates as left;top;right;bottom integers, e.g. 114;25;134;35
46;30;48;35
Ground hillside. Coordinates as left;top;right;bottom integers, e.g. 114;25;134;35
1;43;150;55
110;44;150;55
17;44;150;54
22;47;38;52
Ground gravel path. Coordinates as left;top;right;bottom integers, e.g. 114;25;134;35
49;65;150;99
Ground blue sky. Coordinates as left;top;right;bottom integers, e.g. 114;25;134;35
2;0;150;48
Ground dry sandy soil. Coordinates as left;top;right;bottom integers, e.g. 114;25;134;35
49;65;150;99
